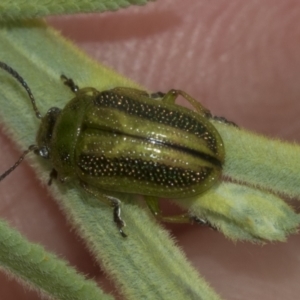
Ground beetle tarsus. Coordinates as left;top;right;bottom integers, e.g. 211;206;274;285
190;215;217;230
113;204;127;238
150;91;165;99
48;169;58;186
61;74;79;93
211;115;238;127
119;228;128;238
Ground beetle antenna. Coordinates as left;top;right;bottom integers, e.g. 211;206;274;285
0;62;42;119
0;145;38;181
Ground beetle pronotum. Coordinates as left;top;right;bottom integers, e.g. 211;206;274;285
0;62;226;237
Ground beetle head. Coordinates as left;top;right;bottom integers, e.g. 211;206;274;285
0;62;61;181
36;107;61;159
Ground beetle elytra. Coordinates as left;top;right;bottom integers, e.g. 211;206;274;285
0;62;226;237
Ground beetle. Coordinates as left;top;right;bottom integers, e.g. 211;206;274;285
0;61;226;237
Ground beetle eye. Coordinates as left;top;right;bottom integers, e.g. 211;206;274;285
38;146;50;159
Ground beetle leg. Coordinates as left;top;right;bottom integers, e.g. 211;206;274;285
48;168;58;186
145;196;195;223
190;215;217;230
149;91;165;99
160;89;212;118
160;89;237;127
61;75;79;93
61;75;99;97
80;182;127;237
112;202;127;238
145;196;217;229
210;115;238;127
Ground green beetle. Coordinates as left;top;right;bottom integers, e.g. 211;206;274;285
0;62;225;237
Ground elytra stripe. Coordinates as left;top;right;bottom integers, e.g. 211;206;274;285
94;91;218;153
84;125;222;168
78;153;213;188
147;138;222;168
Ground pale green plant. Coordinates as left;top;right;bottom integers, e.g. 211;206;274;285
0;1;299;299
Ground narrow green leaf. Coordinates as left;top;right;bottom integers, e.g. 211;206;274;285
1;17;300;299
217;124;300;199
183;122;300;242
0;219;114;300
0;17;299;300
0;20;222;300
176;182;300;243
0;0;154;21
